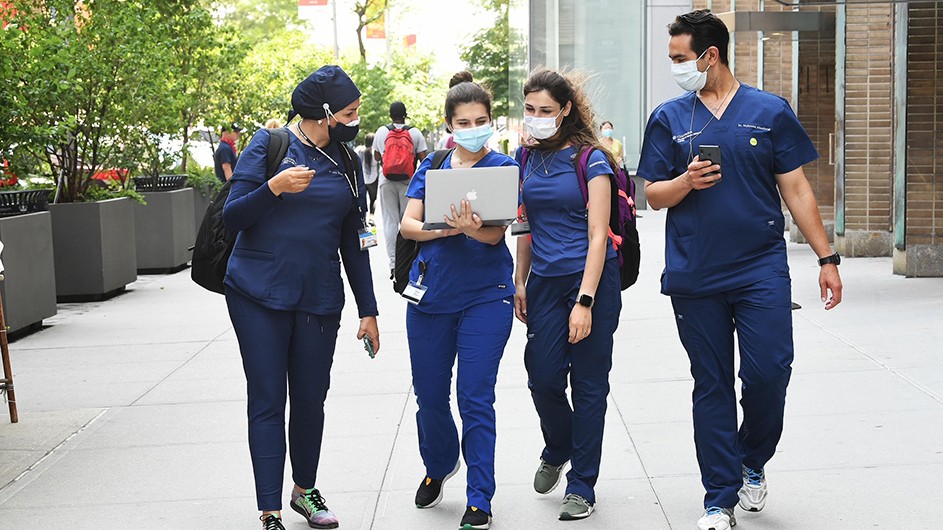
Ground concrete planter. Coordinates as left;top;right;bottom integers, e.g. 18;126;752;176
191;185;214;236
48;198;137;302
134;188;196;273
0;212;57;336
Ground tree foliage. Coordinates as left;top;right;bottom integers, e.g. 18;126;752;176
353;0;387;62
460;0;510;117
3;0;174;202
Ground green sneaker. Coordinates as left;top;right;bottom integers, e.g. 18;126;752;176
559;493;594;520
533;459;567;494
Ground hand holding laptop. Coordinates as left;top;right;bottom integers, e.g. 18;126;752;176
443;199;483;235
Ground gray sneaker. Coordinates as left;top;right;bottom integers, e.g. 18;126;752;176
559;493;594;520
533;459;567;494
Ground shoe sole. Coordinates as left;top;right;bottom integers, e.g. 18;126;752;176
417;460;461;509
459;517;492;530
558;504;594;521
535;462;568;495
289;502;339;529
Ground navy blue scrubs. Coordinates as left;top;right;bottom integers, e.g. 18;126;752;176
638;85;818;509
223;128;378;511
520;146;622;504
404;150;517;514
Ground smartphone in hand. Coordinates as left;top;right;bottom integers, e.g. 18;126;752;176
363;335;376;359
699;145;722;181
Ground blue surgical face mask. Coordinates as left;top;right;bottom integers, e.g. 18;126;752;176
452;123;493;153
601;128;614;138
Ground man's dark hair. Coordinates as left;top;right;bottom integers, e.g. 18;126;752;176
390;101;407;120
668;10;730;66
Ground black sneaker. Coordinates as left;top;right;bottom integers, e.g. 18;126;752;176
460;506;492;530
415;460;461;508
260;514;286;530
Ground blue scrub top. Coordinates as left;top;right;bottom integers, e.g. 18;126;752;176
637;84;818;297
521;146;617;277
222;128;378;317
405;150;518;314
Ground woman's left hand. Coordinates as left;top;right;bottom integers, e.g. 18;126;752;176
444;199;483;236
358;316;380;355
568;305;592;344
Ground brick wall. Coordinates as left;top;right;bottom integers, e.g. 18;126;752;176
844;3;894;232
797;16;837;213
906;2;943;246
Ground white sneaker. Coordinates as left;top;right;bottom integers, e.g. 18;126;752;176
697;507;736;530
738;466;768;512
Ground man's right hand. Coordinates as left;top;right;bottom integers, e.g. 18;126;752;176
269;166;315;196
684;155;721;190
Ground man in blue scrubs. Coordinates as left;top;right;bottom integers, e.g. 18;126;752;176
638;10;843;530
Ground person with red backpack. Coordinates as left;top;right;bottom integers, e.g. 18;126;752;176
373;101;428;278
513;68;623;523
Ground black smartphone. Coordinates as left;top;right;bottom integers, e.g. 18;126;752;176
698;145;722;181
363;335;375;359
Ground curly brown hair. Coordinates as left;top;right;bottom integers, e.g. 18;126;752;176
522;68;618;169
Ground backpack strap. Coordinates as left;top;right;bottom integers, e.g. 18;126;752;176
265;127;290;179
430;148;453;170
572;145;594;204
573;145;621;250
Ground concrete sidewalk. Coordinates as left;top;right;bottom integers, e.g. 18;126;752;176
1;208;941;530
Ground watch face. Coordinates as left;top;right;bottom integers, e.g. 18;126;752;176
578;294;593;307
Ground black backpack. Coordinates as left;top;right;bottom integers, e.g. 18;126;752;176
191;128;290;294
392;149;453;295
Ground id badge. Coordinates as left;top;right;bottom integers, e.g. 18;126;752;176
358;228;378;251
510;220;531;236
402;281;428;305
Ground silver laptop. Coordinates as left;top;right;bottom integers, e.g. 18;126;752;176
421;166;519;230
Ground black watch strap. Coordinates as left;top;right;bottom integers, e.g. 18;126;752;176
818;252;841;266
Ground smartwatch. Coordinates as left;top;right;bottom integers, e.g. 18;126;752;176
817;252;841;266
577;293;594;308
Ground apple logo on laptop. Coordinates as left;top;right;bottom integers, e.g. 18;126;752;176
466;189;478;201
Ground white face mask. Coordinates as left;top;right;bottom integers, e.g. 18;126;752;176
523;108;565;140
671;49;710;92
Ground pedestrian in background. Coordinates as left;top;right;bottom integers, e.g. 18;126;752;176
638;10;842;530
356;133;380;223
214;122;243;182
265;118;283;129
374;101;428;279
222;65;381;530
514;68;622;522
399;71;518;530
599;121;624;167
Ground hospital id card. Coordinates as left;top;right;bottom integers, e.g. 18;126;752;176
402;282;427;305
358;228;378;250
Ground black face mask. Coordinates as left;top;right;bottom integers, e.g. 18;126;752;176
329;120;360;143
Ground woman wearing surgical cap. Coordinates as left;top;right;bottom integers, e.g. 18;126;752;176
222;65;381;530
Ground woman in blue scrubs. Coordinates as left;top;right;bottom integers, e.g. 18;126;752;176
513;68;622;522
223;65;381;530
399;71;518;530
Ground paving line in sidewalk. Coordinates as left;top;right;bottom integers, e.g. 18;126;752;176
798;311;943;405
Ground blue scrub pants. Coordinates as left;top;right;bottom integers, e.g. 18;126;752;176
670;275;794;509
226;287;341;511
523;258;622;504
406;297;513;514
